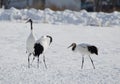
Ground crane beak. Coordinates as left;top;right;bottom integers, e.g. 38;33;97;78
26;20;29;23
68;44;72;48
26;19;32;23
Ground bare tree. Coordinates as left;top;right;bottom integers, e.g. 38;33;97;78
112;0;116;11
93;0;103;12
0;0;3;7
4;0;10;9
93;0;97;11
99;0;102;11
26;0;29;7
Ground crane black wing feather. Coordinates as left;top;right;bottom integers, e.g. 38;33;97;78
34;43;44;56
88;46;98;55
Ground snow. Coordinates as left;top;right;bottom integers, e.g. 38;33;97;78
0;8;120;26
0;8;120;84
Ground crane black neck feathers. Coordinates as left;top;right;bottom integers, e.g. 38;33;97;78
46;35;52;45
27;19;33;30
30;21;33;30
72;44;76;51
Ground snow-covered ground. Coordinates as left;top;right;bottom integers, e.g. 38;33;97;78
0;8;120;84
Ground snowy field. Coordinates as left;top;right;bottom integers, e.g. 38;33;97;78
0;8;120;84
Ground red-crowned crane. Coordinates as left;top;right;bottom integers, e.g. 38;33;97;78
31;35;52;68
26;19;36;68
68;43;98;69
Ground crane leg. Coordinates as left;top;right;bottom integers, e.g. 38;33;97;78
81;55;84;69
43;54;47;69
37;56;39;68
28;53;31;68
31;56;35;65
89;55;95;69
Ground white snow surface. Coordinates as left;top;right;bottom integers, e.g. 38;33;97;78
0;8;120;84
0;7;120;26
0;21;120;84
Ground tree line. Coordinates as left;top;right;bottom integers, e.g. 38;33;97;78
93;0;119;12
